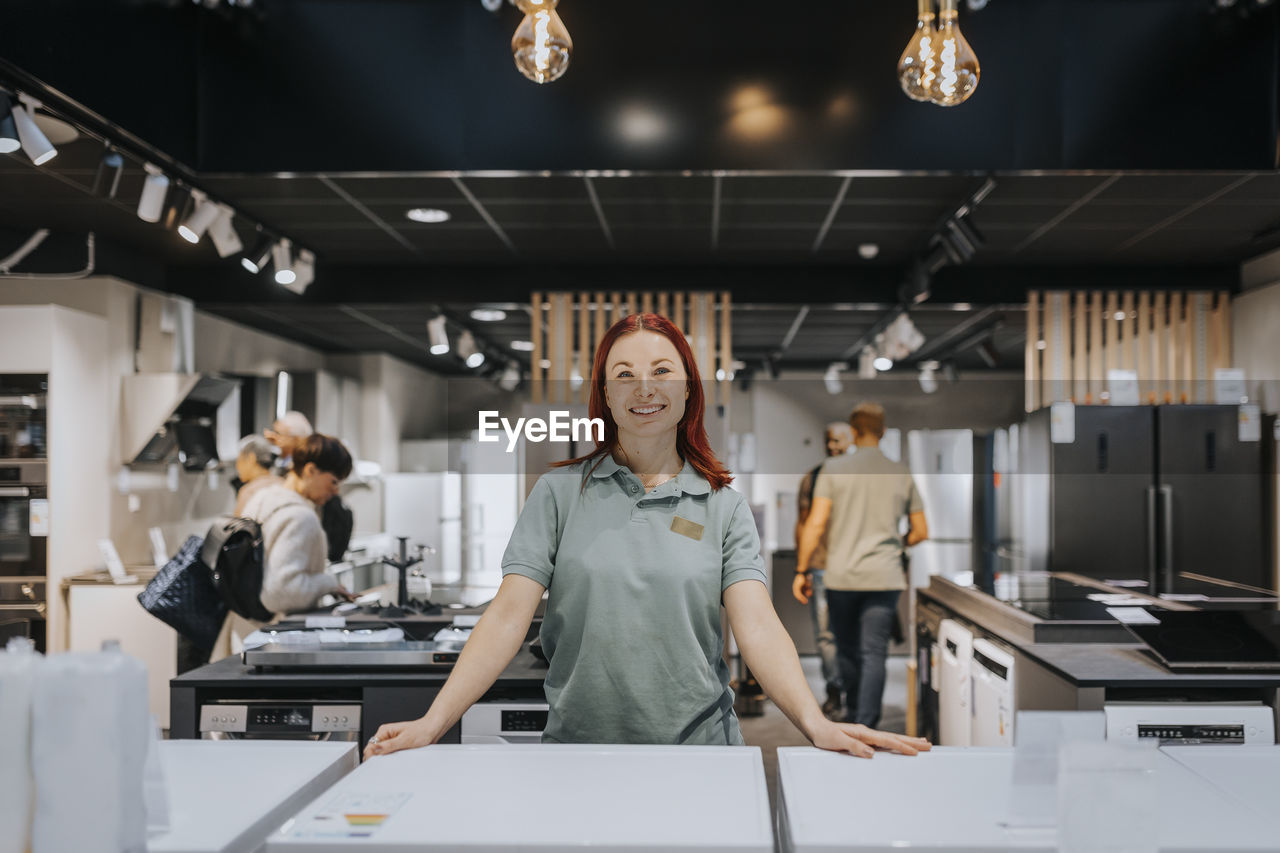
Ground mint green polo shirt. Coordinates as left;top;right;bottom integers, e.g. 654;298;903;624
501;455;767;745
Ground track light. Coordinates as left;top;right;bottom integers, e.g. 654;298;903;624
91;149;124;198
0;92;19;154
858;346;877;379
241;233;272;273
498;361;522;391
919;361;940;394
178;192;220;244
427;316;450;355
823;362;846;396
272;240;295;285
12;96;56;165
458;331;484;368
137;164;170;223
208;206;243;258
161;184;192;231
280;249;315;294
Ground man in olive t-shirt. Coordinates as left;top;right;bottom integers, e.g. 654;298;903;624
793;403;927;728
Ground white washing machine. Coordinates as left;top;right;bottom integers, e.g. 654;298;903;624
971;637;1015;746
937;618;973;747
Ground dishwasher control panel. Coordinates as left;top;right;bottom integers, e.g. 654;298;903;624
1105;704;1274;745
200;703;361;734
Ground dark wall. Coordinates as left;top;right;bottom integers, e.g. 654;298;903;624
1;0;1276;172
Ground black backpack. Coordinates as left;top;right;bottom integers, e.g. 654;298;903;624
200;516;274;623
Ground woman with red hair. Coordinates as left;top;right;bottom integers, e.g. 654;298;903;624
366;314;929;757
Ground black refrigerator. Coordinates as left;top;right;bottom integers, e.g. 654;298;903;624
1019;405;1272;594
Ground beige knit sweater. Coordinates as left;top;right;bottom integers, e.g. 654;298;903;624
241;484;339;615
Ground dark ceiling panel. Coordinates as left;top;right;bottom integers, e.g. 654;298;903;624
591;176;716;201
720;203;831;228
200;176;338;202
485;202;603;228
1093;173;1251;202
461;177;591;201
602;202;713;229
719;176;845;201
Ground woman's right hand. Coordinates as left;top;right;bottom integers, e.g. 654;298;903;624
363;717;440;759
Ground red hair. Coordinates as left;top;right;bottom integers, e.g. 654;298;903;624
552;313;733;490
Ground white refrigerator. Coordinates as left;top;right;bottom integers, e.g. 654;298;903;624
907;429;974;589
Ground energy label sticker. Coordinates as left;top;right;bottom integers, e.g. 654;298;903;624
285;792;412;840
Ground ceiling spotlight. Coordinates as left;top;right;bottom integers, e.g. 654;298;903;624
458;331;484;368
137;164;170;223
272;240;295;285
511;340;535;352
241;233;272;273
406;208;451;223
919;361;940;394
281;249;315;294
91;149;125;198
498;362;522;392
874;356;894;372
823;362;847;396
858;243;880;260
427;316;450;355
178;192;220;244
977;339;1001;367
858;346;878;379
12;96;56;165
512;0;573;84
161;184;192;231
470;308;508;322
0;92;19;154
207;206;243;258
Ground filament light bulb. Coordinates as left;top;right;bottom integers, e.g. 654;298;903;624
927;0;979;107
512;0;572;84
897;0;938;102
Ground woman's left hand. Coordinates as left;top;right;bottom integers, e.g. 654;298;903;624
809;719;932;758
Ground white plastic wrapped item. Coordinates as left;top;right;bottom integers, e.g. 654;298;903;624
31;644;150;853
0;637;39;853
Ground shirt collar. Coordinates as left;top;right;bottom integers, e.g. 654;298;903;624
587;454;711;495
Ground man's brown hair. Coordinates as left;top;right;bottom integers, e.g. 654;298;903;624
849;402;886;438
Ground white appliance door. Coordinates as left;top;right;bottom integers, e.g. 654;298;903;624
907;429;974;539
938;618;973;747
382;473;462;582
971;637;1015;747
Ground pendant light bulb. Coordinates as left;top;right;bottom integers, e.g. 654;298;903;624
897;0;939;102
927;0;979;107
512;0;572;84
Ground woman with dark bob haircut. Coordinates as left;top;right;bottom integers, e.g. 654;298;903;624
211;433;355;659
366;314;929;758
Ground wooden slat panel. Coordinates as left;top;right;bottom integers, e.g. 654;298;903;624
1182;292;1195;403
1089;291;1103;404
531;290;543;404
1152;291;1166;405
1192;292;1209;403
1073;291;1087;403
610;291;622;325
1104;291;1119;389
720;291;732;396
1025;291;1040;412
1168;291;1183;404
657;292;669;319
577;293;590;405
626;293;638;318
1045;292;1068;404
641;292;653;316
1218;291;1232;370
1137;291;1151;404
1120;291;1135;370
673;292;685;335
592;291;605;395
546;292;560;404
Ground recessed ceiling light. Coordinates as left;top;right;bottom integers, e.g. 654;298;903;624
857;243;879;260
406;208;451;224
470;308;507;322
511;340;535;351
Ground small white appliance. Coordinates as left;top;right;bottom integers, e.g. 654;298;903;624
460;700;549;744
938;618;974;746
970;637;1015;746
1105;703;1275;746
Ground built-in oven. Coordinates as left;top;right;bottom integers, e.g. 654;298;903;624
0;461;48;577
200;700;362;742
0;375;47;460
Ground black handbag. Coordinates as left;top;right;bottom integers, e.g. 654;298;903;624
137;535;227;651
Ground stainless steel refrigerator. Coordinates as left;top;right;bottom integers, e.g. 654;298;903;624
1018;405;1270;594
907;429;975;589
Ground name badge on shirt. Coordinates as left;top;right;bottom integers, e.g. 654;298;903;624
670;516;704;541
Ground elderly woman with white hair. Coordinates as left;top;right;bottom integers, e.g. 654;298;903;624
232;434;279;516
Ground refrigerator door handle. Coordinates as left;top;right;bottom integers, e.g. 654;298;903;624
1145;486;1158;593
1159;484;1174;593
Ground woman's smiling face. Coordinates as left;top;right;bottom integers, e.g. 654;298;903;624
603;330;689;443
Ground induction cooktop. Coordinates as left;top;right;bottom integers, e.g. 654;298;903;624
1123;610;1280;672
998;576;1170;622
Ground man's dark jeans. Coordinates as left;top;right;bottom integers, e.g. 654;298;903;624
825;589;901;728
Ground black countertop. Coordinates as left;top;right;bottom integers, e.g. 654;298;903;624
173;643;548;688
1018;642;1280;689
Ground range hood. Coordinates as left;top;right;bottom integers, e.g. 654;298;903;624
121;374;240;468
